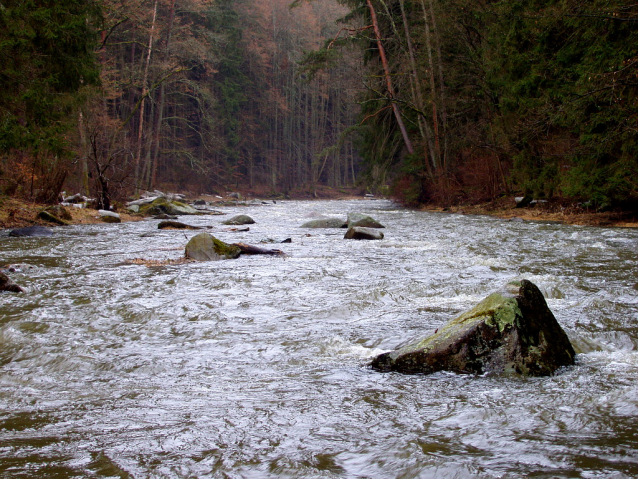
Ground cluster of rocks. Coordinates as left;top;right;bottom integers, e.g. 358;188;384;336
301;212;385;240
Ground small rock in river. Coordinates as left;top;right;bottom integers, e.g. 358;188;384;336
8;225;54;237
344;226;384;240
222;214;255;226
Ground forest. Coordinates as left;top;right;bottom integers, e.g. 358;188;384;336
0;0;637;211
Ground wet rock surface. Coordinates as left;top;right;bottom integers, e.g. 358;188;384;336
371;280;576;376
347;213;384;229
222;214;255;226
344;226;384;240
8;226;54;237
0;272;24;293
184;233;241;261
300;217;347;228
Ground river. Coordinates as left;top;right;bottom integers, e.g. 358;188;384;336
1;199;637;478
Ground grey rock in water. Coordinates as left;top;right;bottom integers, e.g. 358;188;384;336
0;272;24;293
371;280;575;376
9;226;54;237
344;226;384;240
1;263;36;273
158;220;203;230
222;214;255;226
300;217;347;228
347;213;384;229
137;197;199;216
185;233;241;261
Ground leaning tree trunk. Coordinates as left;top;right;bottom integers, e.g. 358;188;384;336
366;0;414;155
134;0;158;194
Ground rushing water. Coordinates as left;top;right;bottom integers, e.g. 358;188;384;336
1;199;637;478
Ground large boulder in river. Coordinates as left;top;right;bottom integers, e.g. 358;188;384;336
0;272;24;293
300;217;347;228
8;225;54;237
138;197;199;216
347;213;384;229
185;233;241;261
371;280;575;376
344;226;384;240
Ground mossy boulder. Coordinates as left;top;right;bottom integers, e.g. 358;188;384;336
185;233;241;261
371;280;575;376
347;213;384;229
138;197;199;216
344;226;384;240
37;210;69;225
222;214;255;225
300;217;347;228
44;205;72;221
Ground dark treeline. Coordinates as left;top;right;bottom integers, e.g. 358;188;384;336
323;0;638;209
0;0;359;207
1;0;636;210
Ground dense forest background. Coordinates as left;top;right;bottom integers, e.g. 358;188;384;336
1;0;636;210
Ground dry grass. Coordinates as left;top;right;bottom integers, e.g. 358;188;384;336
0;197;143;229
422;197;638;228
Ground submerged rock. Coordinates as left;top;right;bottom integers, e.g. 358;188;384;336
185;233;241;261
344;226;384;240
0;272;24;293
371;280;575;376
300;217;347;228
222;214;255;226
8;226;54;237
347;213;384;229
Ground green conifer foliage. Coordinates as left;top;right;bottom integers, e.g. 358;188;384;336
0;0;101;153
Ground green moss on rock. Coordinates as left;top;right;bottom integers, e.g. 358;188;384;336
185;233;241;261
139;198;198;216
371;280;575;376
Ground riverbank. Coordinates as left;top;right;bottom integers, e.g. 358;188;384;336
421;197;638;228
1;193;636;230
0;197;142;230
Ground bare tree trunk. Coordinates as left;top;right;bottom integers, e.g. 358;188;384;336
78;111;90;196
419;0;441;169
134;0;158;194
150;0;177;190
428;0;448;164
366;0;414;155
399;0;435;174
